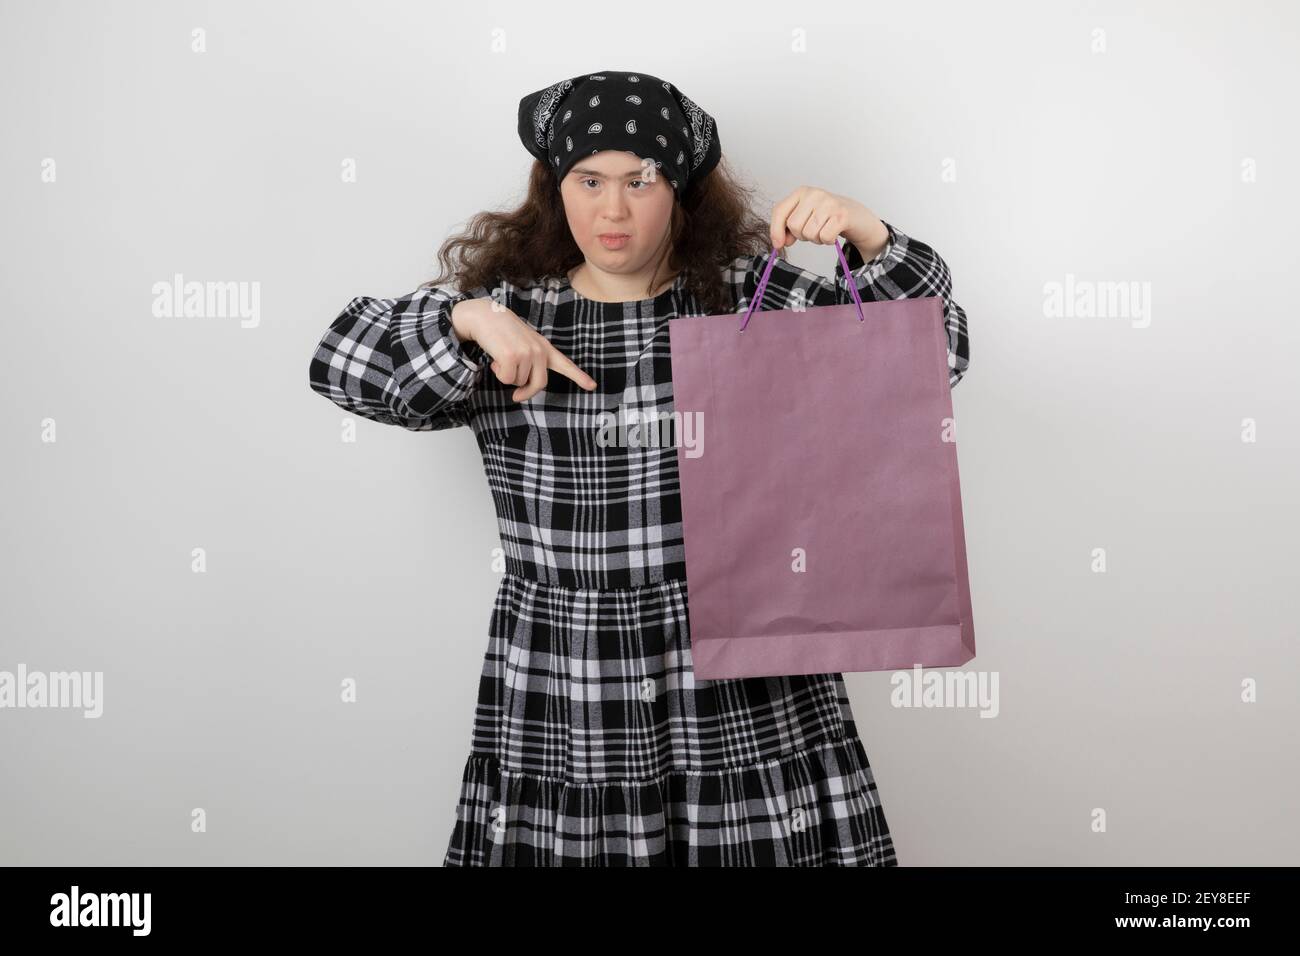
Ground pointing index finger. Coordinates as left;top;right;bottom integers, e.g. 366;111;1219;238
546;341;597;391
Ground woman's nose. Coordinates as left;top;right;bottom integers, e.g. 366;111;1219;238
601;192;629;217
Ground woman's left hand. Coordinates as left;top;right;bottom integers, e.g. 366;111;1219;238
769;186;889;259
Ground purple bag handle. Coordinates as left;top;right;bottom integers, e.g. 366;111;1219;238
739;237;867;332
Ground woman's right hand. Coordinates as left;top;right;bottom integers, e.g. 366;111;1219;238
451;297;598;402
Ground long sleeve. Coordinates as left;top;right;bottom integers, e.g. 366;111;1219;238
308;284;492;431
726;220;971;388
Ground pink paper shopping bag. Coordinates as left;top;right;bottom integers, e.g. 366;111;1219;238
667;241;975;680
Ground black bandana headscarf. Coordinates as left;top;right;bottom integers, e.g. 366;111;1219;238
517;69;721;200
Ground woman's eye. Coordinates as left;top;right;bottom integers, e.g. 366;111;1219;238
580;178;647;189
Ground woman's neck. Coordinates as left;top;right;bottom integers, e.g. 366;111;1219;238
568;261;678;302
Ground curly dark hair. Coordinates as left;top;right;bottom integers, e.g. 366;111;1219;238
422;154;783;316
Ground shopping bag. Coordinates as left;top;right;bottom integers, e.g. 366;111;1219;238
667;240;975;679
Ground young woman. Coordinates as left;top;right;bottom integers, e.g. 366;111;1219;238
309;70;970;866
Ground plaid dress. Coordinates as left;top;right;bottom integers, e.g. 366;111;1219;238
309;220;970;866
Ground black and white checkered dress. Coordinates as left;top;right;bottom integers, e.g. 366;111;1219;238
309;220;970;866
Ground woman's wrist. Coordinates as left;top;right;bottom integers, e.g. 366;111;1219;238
450;299;478;344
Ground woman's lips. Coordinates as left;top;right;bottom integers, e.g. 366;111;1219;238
598;234;630;250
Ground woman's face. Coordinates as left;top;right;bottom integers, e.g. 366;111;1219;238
559;149;675;274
